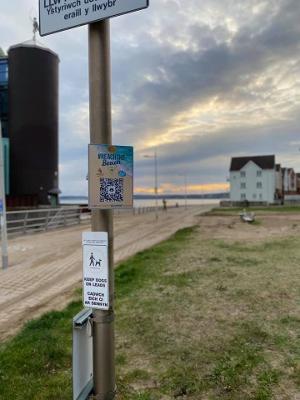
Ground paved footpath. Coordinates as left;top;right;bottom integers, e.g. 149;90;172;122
0;205;212;340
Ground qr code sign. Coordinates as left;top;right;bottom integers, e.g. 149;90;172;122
100;178;124;203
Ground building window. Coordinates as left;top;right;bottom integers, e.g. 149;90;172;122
259;193;263;199
241;182;246;189
257;170;262;177
253;194;257;199
257;182;262;189
0;60;8;86
241;193;246;200
0;89;8;115
240;171;246;178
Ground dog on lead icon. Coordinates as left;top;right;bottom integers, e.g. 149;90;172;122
89;252;102;267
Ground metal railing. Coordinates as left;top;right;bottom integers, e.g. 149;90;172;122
4;207;82;237
0;204;185;238
114;206;161;216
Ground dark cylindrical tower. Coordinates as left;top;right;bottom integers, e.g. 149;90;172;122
8;40;59;205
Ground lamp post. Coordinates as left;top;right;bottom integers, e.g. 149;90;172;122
89;20;115;398
144;149;158;220
0;119;8;269
184;173;188;210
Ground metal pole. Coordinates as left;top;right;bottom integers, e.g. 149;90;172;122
0;120;8;269
154;149;158;220
184;174;187;210
88;20;115;400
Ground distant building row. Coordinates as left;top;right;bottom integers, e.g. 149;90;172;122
229;155;300;204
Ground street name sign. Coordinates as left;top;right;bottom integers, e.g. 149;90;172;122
88;144;133;209
82;232;109;310
39;0;149;36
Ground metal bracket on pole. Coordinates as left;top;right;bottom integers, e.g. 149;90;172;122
91;311;115;324
73;308;94;400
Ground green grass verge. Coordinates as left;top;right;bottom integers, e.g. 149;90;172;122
1;225;300;399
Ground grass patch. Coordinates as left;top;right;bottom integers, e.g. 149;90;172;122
1;222;300;399
0;303;80;399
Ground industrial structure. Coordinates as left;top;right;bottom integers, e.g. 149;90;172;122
0;37;60;208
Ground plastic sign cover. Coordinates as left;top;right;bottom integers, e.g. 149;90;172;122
39;0;149;36
88;144;133;209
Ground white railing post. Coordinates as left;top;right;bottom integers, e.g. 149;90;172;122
23;211;28;234
45;210;50;231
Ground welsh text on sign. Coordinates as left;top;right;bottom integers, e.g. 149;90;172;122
39;0;149;36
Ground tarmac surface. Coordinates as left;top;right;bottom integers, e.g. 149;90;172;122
0;205;212;340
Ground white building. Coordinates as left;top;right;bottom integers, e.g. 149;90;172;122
282;168;297;193
229;155;279;203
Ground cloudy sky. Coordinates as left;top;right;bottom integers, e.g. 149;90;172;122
1;0;300;195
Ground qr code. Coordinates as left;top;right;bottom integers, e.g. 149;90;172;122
100;178;124;202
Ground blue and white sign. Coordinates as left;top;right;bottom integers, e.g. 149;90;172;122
0;199;3;215
39;0;149;36
88;144;133;209
82;232;109;310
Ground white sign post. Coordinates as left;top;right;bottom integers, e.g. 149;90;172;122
82;232;109;310
39;0;149;36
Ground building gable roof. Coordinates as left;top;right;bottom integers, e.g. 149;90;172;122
230;155;275;171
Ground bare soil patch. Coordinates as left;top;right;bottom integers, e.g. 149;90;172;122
199;212;300;242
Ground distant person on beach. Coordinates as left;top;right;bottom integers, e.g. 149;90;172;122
163;199;167;210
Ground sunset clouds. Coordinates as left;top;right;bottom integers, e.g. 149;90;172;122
1;0;300;194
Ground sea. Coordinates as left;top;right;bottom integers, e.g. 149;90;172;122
60;196;221;208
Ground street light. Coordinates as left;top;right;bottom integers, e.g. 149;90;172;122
144;149;158;220
184;173;188;210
